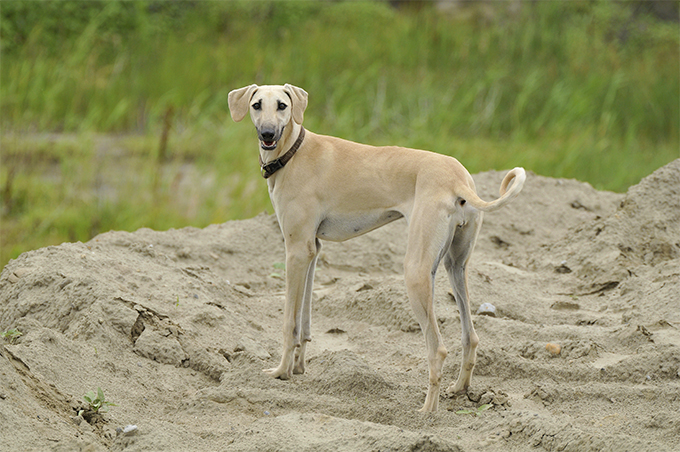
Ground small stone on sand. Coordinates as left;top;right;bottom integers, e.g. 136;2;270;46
476;303;497;317
545;343;561;356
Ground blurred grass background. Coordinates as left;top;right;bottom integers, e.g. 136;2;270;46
1;0;678;268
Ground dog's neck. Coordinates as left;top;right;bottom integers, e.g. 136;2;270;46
259;123;306;179
259;122;302;165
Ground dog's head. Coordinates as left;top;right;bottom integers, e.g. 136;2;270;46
228;84;308;151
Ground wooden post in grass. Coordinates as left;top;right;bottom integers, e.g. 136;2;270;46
153;105;174;197
1;163;16;215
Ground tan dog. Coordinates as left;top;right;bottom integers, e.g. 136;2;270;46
228;84;525;412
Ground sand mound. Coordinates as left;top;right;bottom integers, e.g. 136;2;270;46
1;161;679;451
546;158;680;290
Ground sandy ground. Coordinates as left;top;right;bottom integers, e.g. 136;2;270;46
1;160;679;451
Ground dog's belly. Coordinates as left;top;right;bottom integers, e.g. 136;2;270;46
316;210;403;242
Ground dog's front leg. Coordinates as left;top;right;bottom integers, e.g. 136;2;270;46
264;238;319;379
292;259;316;374
293;238;321;374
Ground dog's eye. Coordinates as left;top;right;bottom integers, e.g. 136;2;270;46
252;101;261;110
277;101;287;111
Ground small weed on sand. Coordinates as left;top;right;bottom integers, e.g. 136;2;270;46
82;387;116;414
271;262;286;279
1;328;22;344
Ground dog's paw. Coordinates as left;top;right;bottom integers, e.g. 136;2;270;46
445;381;469;396
292;362;305;375
263;367;292;380
418;403;438;413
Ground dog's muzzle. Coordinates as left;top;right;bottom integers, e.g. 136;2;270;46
258;126;282;151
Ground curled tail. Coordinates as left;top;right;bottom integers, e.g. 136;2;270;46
460;167;526;212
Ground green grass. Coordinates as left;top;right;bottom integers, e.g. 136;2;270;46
1;0;678;269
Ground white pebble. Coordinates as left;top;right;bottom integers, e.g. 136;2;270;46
476;303;497;317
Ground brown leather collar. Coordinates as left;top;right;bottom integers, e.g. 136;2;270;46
259;127;305;179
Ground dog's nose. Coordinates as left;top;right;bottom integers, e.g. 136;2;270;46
260;130;276;142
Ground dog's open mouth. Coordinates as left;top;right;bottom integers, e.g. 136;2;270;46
261;140;278;151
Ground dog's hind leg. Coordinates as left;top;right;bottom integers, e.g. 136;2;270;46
444;213;483;395
403;206;455;412
293;239;321;374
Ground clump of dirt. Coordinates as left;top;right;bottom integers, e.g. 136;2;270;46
1;161;679;451
310;349;394;397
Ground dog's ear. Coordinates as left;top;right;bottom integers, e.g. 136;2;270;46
228;84;258;122
283;84;308;125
